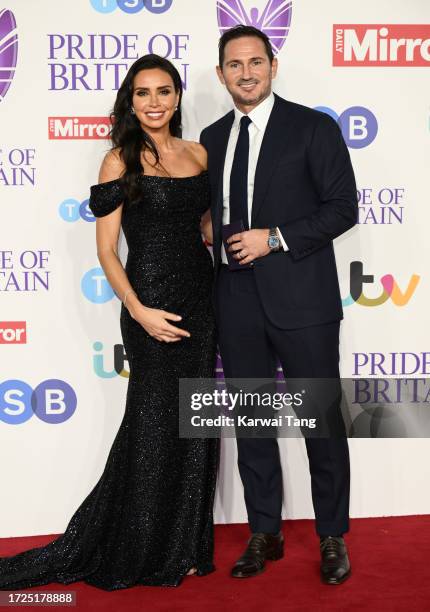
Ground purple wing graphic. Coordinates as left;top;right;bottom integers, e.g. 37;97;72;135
217;0;250;29
0;8;18;102
216;0;292;55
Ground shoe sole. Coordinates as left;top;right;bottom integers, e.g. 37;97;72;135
231;549;284;578
321;567;352;585
231;566;266;578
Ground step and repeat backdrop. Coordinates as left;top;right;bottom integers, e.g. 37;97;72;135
1;0;429;536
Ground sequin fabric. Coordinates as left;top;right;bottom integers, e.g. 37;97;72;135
0;171;220;590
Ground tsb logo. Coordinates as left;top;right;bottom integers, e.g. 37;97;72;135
314;106;378;149
59;198;94;222
0;321;26;344
333;24;430;67
81;267;116;303
0;379;77;424
90;0;173;14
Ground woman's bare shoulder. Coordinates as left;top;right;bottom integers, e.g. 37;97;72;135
182;140;207;170
98;147;126;183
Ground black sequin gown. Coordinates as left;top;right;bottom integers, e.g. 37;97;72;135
0;171;219;590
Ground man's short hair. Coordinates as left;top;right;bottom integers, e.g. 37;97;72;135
218;25;274;67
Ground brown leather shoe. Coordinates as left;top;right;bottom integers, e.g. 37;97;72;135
320;536;351;585
231;532;284;578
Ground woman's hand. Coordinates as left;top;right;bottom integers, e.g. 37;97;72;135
200;208;213;245
128;300;190;343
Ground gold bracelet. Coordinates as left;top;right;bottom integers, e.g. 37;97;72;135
123;289;137;307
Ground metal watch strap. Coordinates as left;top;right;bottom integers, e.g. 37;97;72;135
269;227;281;251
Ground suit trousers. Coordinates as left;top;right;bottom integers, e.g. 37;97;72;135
215;264;350;536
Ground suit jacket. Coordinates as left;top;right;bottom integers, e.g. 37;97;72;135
200;93;358;329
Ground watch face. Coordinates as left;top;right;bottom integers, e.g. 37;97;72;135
268;235;280;249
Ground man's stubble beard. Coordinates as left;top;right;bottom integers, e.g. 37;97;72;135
230;82;272;109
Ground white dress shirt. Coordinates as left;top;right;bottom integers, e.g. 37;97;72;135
221;91;288;264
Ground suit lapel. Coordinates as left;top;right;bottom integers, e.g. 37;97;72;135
251;94;291;226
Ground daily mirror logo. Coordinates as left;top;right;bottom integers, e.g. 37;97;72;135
333;24;430;67
217;0;292;55
0;321;26;344
48;117;111;139
0;8;18;102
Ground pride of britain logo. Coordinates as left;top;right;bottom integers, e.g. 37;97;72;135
0;8;18;102
217;0;292;55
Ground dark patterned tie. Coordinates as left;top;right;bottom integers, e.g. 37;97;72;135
229;115;252;229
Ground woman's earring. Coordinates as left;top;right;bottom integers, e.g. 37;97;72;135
130;107;136;115
175;106;178;111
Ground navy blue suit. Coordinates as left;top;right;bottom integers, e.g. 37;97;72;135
200;94;358;536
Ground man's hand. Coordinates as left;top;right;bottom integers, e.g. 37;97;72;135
227;229;271;265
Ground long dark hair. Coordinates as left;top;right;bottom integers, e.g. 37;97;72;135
110;54;183;204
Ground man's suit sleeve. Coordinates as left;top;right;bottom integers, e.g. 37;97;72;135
278;113;358;261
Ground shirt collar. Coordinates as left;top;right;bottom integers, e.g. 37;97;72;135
232;91;275;131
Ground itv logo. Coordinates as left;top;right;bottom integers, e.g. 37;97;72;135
93;341;129;378
343;261;420;307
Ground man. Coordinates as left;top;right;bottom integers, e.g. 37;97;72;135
200;25;357;585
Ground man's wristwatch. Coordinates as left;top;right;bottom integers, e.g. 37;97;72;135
268;227;282;252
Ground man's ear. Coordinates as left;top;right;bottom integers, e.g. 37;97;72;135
271;57;278;79
216;65;225;85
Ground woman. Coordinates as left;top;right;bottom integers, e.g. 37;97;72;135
0;54;219;590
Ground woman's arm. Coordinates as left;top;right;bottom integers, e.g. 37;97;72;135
94;150;190;342
94;149;136;308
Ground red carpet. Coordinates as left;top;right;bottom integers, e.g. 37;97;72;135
1;516;429;611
